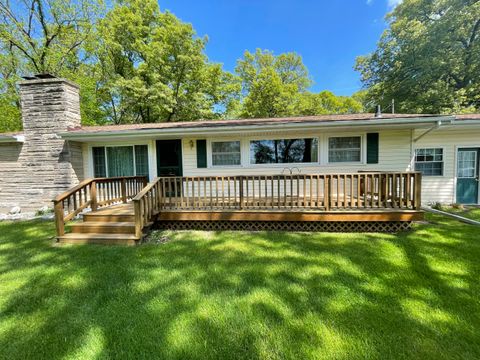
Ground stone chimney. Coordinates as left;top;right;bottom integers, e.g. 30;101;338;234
9;74;84;213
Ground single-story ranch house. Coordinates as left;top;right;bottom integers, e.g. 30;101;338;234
0;75;479;243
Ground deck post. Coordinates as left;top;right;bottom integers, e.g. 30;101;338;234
325;175;331;211
133;200;143;238
121;178;127;203
53;200;65;237
90;181;98;211
414;173;422;210
239;176;244;209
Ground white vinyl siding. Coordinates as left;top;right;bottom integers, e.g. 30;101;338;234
413;128;480;204
182;130;411;174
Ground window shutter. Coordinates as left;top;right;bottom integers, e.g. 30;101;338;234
196;139;207;168
366;133;379;164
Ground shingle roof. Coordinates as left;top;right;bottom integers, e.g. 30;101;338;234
2;113;480;137
66;113;444;134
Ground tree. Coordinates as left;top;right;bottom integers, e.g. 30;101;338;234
235;49;311;118
97;0;239;123
298;91;363;115
235;49;363;118
0;0;105;131
355;0;480;113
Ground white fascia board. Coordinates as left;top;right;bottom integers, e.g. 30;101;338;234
59;116;456;141
0;134;24;143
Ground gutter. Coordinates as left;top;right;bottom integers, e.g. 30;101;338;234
59;116;456;140
0;134;24;143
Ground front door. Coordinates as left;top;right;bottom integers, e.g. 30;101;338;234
456;148;480;204
156;140;183;176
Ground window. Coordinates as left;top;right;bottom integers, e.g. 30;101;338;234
328;136;362;163
211;141;241;166
457;151;477;178
134;145;149;176
250;138;318;164
92;145;149;177
415;148;443;176
92;146;107;177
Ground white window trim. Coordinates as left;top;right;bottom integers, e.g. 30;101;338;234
413;147;445;177
325;134;365;165
248;136;320;167
88;142;152;179
207;139;243;168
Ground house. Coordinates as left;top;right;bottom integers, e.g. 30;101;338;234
0;75;479;242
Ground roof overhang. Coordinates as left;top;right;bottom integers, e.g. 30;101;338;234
0;134;24;143
59;116;460;142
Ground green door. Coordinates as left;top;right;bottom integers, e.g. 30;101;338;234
156;140;183;176
456;148;479;204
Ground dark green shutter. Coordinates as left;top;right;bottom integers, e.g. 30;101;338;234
366;133;379;164
196;139;207;168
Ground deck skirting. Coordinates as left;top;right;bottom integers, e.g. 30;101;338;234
154;220;414;233
155;210;422;233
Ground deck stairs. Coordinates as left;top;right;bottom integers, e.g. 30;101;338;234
58;204;141;245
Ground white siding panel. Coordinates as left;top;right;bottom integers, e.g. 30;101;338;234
413;128;480;204
182;129;412;177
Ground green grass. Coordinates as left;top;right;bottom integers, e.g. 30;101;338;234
1;215;479;360
441;206;480;222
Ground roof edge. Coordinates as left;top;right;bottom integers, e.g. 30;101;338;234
60;115;456;140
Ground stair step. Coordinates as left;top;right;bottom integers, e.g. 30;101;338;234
70;222;136;234
58;233;139;246
83;213;135;223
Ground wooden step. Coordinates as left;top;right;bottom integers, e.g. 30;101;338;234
83;213;135;223
70;222;136;234
58;233;139;245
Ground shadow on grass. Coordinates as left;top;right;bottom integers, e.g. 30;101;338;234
0;214;479;359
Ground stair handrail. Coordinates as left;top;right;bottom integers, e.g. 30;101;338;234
53;176;147;237
132;177;162;238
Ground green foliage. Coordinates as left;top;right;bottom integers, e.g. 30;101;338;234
235;49;362;118
1;215;480;358
0;1;363;132
235;49;310;118
298;91;363;115
356;0;480;113
96;0;240;123
0;0;106;130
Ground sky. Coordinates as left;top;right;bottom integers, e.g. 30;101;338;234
159;0;402;96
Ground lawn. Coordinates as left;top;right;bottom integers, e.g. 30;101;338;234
0;215;479;360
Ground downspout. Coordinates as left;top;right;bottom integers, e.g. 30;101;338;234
410;120;444;170
409;129;414;171
413;120;443;143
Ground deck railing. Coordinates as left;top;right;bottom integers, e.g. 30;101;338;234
155;172;422;212
53;176;147;236
54;172;422;239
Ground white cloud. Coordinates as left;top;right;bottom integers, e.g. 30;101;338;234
388;0;403;8
366;0;374;5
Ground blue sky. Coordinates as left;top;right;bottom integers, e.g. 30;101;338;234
159;0;401;96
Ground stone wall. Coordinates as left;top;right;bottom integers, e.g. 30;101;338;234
0;77;84;214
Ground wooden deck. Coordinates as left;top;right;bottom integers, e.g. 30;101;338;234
53;172;423;245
